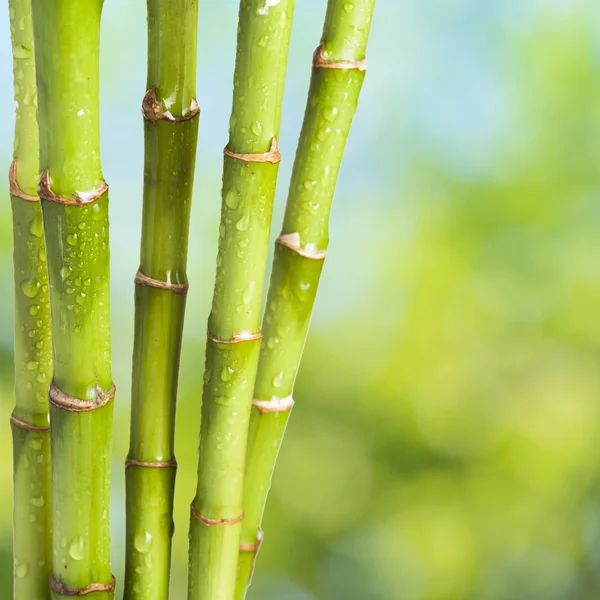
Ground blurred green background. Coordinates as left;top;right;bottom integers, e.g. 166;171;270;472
2;0;600;598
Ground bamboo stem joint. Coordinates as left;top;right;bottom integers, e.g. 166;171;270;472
191;504;244;527
276;232;328;260
49;574;117;597
252;395;295;414
134;269;189;295
9;412;50;433
49;380;116;413
207;331;263;345
125;459;178;470
239;529;264;553
224;138;281;164
9;159;39;202
142;88;200;125
38;170;108;207
313;44;367;72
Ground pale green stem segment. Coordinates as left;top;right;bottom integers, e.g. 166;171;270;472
31;1;114;598
235;1;376;596
9;2;53;598
124;1;200;599
187;1;295;599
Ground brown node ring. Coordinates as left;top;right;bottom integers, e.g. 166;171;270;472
49;575;116;597
313;43;367;72
191;504;244;527
142;88;200;125
9;159;38;202
276;232;327;260
135;269;189;295
125;458;178;470
49;379;116;413
224;138;281;165
252;395;295;414
240;529;264;553
207;331;262;345
38;170;108;207
10;412;49;433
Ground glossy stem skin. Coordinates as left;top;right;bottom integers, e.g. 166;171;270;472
235;1;376;596
188;1;295;599
9;0;53;597
124;1;199;598
31;1;114;598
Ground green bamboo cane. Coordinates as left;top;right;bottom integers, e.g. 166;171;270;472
187;1;295;598
8;0;53;597
235;1;376;595
124;1;200;598
31;1;115;598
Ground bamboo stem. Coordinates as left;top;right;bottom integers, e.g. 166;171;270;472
235;1;376;596
8;0;52;596
31;1;114;598
187;1;295;598
124;1;200;598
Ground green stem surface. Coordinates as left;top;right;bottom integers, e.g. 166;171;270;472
188;1;295;599
9;0;53;597
31;1;114;598
235;1;376;596
124;1;199;598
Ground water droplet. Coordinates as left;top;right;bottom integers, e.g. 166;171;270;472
343;2;354;13
36;372;47;384
29;304;40;316
225;190;240;209
15;561;28;579
69;537;84;561
267;336;279;349
75;292;86;306
258;36;268;47
13;44;32;59
60;266;71;280
303;179;316;191
29;218;43;238
29;496;44;507
66;233;78;246
135;531;152;553
26;360;38;371
29;438;42;450
20;278;39;299
251;121;263;136
236;214;250;231
221;367;234;382
272;372;284;388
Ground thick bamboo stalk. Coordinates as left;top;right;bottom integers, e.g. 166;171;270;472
124;1;200;598
31;1;114;598
187;1;295;598
235;1;376;595
8;0;53;597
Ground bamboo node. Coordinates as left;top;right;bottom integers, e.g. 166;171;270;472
9;412;49;433
252;395;295;414
38;169;108;207
313;43;367;72
191;504;244;527
276;232;328;260
49;575;116;596
240;529;264;553
9;159;38;202
224;138;281;164
207;330;262;345
125;458;178;470
134;269;189;295
142;88;200;125
49;380;116;413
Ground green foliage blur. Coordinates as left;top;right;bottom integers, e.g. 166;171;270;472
2;0;600;598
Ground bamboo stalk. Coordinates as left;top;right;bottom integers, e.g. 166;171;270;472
31;1;114;598
187;1;295;598
8;0;53;596
235;1;376;595
124;1;200;598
